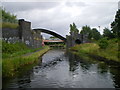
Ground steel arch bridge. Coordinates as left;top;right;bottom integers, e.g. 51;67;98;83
33;28;67;42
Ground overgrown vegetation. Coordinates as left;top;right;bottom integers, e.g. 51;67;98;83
98;37;108;49
1;22;18;29
103;28;114;39
70;38;119;62
2;41;50;78
1;8;18;23
2;41;27;54
3;46;50;78
2;41;30;59
1;8;18;29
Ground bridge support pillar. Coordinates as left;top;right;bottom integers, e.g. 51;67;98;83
18;19;42;48
66;32;83;49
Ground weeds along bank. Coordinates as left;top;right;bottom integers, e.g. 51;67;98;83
70;38;119;63
1;22;18;29
2;41;50;78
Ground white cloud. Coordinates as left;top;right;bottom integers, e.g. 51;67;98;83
2;0;119;2
2;1;118;38
2;2;61;12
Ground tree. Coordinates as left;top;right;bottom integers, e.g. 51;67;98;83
80;26;101;41
70;23;79;34
80;25;91;34
111;9;120;38
91;28;101;40
1;8;18;23
103;28;114;39
80;25;91;40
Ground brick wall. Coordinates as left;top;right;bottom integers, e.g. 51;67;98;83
2;19;42;48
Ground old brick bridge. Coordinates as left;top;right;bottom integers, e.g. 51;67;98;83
2;19;88;48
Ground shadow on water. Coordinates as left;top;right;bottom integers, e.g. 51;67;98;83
2;49;120;88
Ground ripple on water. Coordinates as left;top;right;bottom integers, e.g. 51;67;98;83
3;49;120;88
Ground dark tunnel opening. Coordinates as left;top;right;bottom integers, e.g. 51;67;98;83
75;39;81;44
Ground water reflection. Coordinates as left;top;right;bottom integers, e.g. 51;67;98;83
66;51;120;88
3;49;120;88
97;63;109;74
67;51;93;73
110;67;120;88
67;52;79;72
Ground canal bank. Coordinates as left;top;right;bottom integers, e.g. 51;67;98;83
2;46;50;78
3;49;120;88
69;39;120;66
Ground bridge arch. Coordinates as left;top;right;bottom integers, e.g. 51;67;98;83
33;28;67;42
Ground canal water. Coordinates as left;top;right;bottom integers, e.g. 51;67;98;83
3;49;120;88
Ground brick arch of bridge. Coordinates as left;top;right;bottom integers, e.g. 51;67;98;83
33;29;67;42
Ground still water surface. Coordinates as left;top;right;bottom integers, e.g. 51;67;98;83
3;49;120;88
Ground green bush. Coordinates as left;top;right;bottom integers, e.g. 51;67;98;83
2;8;18;23
98;38;108;49
2;41;27;54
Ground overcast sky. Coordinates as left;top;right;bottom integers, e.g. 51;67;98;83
1;0;119;38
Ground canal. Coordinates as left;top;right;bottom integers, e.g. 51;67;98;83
3;49;120;88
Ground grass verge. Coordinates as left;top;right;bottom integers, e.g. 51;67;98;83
2;46;50;78
70;39;119;62
2;46;43;59
1;22;18;29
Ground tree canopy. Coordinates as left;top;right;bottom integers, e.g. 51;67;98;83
103;28;114;39
80;25;101;40
80;25;91;35
70;23;79;34
111;9;120;38
1;8;18;23
91;28;101;40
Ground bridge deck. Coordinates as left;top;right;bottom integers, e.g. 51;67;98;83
33;28;67;42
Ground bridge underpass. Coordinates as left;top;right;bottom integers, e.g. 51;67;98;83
43;40;65;48
33;28;67;42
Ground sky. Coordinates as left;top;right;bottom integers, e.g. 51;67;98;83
1;0;119;39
